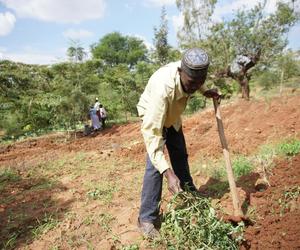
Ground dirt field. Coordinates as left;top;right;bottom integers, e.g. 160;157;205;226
0;94;300;249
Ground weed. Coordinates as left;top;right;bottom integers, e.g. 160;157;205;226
246;206;257;223
277;139;300;157
0;168;20;191
3;232;18;249
232;156;253;178
31;213;59;239
157;192;244;250
121;244;139;250
97;213;115;232
278;186;300;216
83;214;95;226
86;183;117;203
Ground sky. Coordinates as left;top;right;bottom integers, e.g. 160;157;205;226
0;0;299;65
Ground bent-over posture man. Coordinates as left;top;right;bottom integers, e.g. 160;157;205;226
136;48;220;238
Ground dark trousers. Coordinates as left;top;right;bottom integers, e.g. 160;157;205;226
139;126;196;223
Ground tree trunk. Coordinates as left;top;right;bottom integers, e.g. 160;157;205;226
239;77;250;101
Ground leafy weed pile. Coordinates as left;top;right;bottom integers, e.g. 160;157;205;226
157;192;244;250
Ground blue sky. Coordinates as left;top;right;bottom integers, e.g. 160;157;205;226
0;0;299;65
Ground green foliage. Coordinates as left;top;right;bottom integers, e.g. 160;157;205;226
153;6;172;66
176;0;217;47
257;69;279;90
185;93;206;113
158;192;244;249
277;138;300;156
91;32;148;68
188;1;299;97
121;244;139;250
232;156;253;178
67;40;87;62
86;183;117;203
212;78;234;99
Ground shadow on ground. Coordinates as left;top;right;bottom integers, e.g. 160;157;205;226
0;172;73;249
198;172;265;215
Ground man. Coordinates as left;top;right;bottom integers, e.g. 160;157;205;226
136;48;220;239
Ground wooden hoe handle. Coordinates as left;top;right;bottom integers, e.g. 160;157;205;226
213;98;244;218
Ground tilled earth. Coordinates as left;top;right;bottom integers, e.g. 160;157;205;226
0;94;300;249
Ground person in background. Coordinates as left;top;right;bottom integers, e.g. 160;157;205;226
99;104;107;128
89;105;101;131
136;48;220;239
94;98;101;122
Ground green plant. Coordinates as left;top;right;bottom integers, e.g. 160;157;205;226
157;192;244;249
278;186;300;216
86;182;117;203
232;156;253;178
121;244;139;250
97;213;115;233
277;139;300;157
0;168;21;191
3;232;18;249
31;214;59;239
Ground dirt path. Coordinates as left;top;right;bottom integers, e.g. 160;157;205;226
0;94;299;249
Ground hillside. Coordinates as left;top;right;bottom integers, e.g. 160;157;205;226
0;94;300;249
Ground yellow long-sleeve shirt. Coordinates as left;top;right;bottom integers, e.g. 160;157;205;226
137;61;208;174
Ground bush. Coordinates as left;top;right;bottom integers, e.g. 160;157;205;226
257;70;279;90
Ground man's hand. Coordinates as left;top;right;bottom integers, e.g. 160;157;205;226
203;88;221;99
163;169;182;194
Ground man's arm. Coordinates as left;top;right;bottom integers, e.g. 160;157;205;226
203;88;221;99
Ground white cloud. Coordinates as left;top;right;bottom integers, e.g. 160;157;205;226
0;0;106;23
145;0;175;7
0;12;16;36
63;29;94;40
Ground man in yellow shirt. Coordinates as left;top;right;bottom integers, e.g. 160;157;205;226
137;48;220;239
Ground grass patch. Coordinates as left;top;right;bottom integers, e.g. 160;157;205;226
232;156;253;179
86;182;118;204
97;213;116;233
30;213;59;239
0;168;21;191
121;244;139;250
3;232;18;249
157;192;244;250
277;138;300;157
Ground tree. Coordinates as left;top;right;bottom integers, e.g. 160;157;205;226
206;1;299;99
176;0;217;48
153;6;171;65
91;32;148;68
67;40;87;63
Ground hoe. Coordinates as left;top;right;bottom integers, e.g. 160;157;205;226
213;98;247;222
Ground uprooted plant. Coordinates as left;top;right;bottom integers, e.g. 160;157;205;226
156;192;244;250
